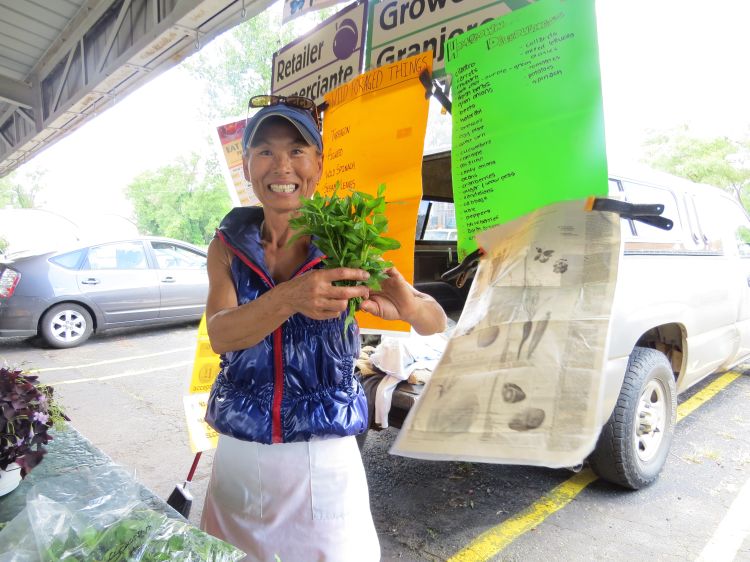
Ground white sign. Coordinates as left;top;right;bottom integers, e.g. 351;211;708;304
272;0;368;104
282;0;342;23
366;0;532;78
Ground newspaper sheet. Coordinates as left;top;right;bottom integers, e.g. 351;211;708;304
391;199;622;467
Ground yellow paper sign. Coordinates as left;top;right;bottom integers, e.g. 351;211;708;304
322;52;432;333
183;393;219;453
188;315;221;395
183;314;221;452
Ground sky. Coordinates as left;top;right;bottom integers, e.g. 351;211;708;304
8;0;750;236
596;0;750;159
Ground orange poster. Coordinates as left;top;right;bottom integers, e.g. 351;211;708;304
322;52;432;333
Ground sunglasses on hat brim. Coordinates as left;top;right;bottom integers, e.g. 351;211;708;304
246;94;321;130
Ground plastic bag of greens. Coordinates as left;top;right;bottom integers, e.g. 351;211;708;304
0;466;244;562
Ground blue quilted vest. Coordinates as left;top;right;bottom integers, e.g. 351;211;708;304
204;207;367;444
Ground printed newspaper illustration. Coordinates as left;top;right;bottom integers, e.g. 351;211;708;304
391;199;623;468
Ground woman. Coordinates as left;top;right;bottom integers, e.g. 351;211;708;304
200;97;446;561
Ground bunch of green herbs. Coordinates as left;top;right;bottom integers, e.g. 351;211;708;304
41;508;243;561
289;184;400;331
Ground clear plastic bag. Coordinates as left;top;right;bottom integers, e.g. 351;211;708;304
0;466;244;562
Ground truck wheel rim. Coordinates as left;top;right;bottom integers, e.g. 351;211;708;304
50;310;87;343
633;379;667;463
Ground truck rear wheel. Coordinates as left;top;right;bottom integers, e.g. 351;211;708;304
588;347;676;489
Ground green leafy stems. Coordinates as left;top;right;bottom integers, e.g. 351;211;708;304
288;183;401;332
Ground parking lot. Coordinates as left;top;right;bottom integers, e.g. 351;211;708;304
1;324;749;561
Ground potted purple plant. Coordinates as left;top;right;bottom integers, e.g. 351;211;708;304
0;366;68;495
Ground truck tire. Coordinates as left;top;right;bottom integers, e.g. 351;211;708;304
588;347;676;489
40;303;94;348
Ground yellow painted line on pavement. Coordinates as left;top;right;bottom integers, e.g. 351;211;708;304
29;347;194;373
448;368;747;562
676;371;741;422
449;468;599;561
54;361;192;385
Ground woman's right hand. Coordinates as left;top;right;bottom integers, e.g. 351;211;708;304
279;267;370;320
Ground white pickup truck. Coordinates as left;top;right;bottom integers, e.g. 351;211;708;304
363;152;750;489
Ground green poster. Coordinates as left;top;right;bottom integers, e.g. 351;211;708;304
445;0;608;259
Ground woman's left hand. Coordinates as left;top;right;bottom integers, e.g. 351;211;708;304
359;267;447;335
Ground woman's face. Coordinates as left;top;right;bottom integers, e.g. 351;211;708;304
243;119;323;215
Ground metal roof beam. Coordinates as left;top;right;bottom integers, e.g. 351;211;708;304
0;105;19;129
17;109;35;127
51;46;77;114
0;0;276;178
0;130;13;147
34;0;120;80
41;0;263;129
0;75;34;109
97;0;134;74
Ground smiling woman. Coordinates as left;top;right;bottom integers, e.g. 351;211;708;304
199;95;446;560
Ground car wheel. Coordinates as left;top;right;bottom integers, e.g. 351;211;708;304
40;303;94;348
588;346;676;489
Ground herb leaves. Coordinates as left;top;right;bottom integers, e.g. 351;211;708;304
289;184;401;331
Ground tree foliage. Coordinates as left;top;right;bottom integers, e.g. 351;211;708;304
183;3;333;120
643;127;750;208
125;154;231;245
0;170;44;209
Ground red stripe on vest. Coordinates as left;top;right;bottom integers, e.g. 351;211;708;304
215;230;274;288
216;230;327;444
271;327;284;443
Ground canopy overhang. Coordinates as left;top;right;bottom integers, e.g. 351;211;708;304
0;0;274;177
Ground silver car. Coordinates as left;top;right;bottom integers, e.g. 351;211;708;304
0;237;208;348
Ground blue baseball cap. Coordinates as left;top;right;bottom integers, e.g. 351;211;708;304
242;104;323;153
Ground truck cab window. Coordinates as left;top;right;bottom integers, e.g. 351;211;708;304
421;201;457;241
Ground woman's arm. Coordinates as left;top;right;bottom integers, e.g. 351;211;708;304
205;238;371;354
359;267;447;336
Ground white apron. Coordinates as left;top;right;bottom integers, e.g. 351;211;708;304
201;434;381;562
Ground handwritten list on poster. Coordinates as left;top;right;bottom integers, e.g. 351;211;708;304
322;53;432;332
445;0;608;260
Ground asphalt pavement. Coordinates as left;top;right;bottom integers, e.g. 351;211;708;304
1;325;748;561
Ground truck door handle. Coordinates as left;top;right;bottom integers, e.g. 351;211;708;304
161;276;176;283
81;278;100;285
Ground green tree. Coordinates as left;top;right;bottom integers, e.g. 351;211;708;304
643;127;750;208
125;154;232;245
183;3;334;120
0;170;44;208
